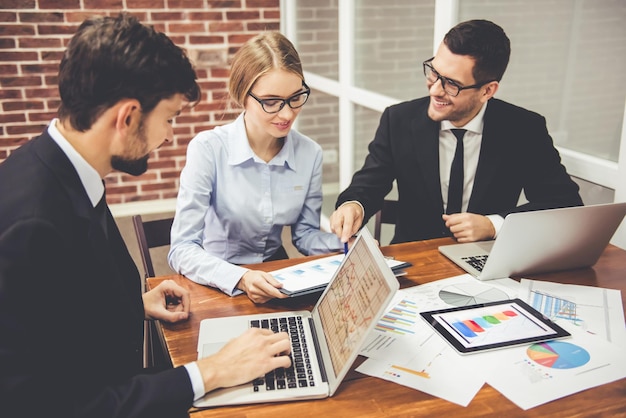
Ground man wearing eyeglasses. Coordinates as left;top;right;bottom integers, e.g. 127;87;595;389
330;19;582;245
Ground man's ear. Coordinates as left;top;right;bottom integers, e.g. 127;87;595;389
115;99;142;136
481;81;499;102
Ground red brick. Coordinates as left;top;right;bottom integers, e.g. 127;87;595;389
19;37;63;48
1;0;36;9
126;193;161;202
157;148;186;158
150;12;185;21
187;12;223;21
141;181;176;191
209;21;243;32
2;101;44;111
25;87;59;98
211;68;230;77
0;12;18;22
264;10;279;19
0;64;18;75
168;23;206;33
38;24;79;35
6;123;46;135
0;75;42;87
247;22;279;31
160;170;183;180
0;136;28;147
0;113;26;123
126;0;165;9
227;33;256;44
189;35;225;44
21;63;59;74
28;111;57;122
106;185;138;194
0;51;38;62
247;0;279;7
0;24;37;37
39;0;80;9
41;50;63;61
0;38;16;48
19;12;64;23
84;0;122;10
207;0;242;7
227;11;259;20
0;89;22;99
148;160;176;170
44;74;59;85
168;0;221;8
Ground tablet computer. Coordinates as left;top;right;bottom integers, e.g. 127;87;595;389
420;298;570;354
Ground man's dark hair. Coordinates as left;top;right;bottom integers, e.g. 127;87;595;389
444;19;511;83
57;13;201;131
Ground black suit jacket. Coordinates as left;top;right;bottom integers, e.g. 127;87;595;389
337;97;583;243
0;132;193;417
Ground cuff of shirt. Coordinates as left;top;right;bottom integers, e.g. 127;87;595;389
184;362;205;401
486;214;505;238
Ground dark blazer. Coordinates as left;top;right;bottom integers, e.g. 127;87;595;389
0;132;193;418
337;97;583;243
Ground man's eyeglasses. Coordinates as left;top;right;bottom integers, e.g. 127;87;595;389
248;83;311;114
423;58;492;97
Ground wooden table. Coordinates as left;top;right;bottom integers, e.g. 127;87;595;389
147;238;626;417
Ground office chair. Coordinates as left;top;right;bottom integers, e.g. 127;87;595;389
374;199;398;243
132;214;175;368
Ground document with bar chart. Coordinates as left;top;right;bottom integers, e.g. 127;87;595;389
518;279;626;347
357;288;488;406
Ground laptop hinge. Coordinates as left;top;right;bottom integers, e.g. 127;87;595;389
309;317;328;383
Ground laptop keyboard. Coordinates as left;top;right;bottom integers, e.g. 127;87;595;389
461;254;489;272
249;316;315;391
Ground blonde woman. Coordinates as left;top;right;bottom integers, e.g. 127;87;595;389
169;32;341;303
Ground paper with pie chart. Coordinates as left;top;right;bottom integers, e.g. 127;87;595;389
438;282;510;306
486;321;626;410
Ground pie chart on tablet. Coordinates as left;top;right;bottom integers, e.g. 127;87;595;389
438;282;509;306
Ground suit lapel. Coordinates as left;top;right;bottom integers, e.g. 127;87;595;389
467;100;506;211
411;111;444;210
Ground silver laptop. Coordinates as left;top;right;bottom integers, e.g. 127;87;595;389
438;202;626;281
193;227;399;408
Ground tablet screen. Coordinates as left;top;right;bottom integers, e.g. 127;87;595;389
420;298;570;354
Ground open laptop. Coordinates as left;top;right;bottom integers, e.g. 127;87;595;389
193;227;399;408
439;202;626;280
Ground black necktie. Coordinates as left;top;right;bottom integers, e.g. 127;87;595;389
446;129;466;215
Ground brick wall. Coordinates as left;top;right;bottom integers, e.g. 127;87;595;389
0;0;280;204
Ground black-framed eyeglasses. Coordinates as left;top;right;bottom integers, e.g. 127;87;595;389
248;83;311;114
423;58;492;97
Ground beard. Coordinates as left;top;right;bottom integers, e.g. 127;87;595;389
111;116;151;176
111;154;150;176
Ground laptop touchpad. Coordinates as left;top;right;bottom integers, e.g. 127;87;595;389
201;342;227;359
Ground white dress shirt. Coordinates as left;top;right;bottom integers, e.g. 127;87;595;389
439;102;505;236
169;113;342;296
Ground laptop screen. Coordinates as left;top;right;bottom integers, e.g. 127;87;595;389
315;233;394;376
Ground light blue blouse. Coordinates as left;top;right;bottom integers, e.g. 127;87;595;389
168;113;341;296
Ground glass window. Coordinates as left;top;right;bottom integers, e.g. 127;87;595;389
295;1;339;81
459;0;626;161
354;0;435;100
296;88;340;214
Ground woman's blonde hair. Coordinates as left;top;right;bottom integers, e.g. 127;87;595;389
228;32;304;107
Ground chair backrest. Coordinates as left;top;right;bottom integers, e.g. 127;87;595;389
374;199;398;242
132;214;174;278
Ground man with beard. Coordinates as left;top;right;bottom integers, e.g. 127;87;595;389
330;19;582;245
0;14;290;418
